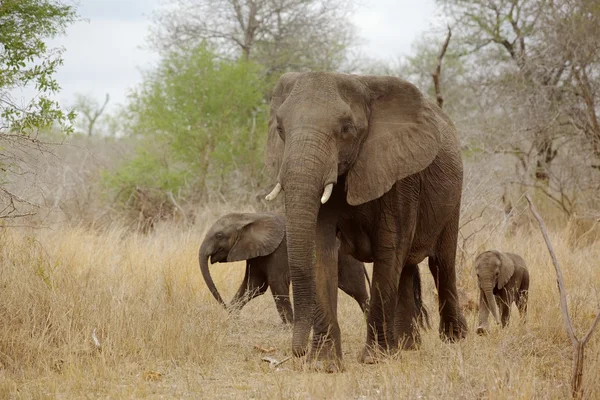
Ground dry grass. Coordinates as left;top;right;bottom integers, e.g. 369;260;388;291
1;208;599;399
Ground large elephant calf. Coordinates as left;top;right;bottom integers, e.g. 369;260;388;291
199;212;371;323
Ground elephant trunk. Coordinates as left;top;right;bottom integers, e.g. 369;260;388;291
280;134;337;357
199;243;226;308
482;283;500;325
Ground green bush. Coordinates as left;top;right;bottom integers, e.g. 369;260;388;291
104;44;269;205
101;145;186;200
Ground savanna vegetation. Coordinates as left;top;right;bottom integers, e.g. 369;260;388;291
0;0;599;398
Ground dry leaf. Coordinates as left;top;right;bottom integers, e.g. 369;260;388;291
143;370;162;382
254;344;277;353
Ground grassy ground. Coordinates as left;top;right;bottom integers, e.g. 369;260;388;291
0;210;599;399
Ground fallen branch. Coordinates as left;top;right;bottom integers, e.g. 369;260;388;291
261;355;291;370
526;194;600;398
431;26;452;109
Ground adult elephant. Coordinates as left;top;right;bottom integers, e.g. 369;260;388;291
264;71;467;371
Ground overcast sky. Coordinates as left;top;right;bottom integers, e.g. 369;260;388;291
43;0;437;112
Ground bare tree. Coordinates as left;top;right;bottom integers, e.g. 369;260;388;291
72;93;110;136
149;0;358;73
434;0;600;215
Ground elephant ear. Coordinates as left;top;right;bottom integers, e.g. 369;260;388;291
227;213;286;262
507;252;527;271
346;76;442;206
265;72;302;179
493;250;515;289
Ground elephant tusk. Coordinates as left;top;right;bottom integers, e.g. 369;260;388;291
321;183;333;204
265;182;282;201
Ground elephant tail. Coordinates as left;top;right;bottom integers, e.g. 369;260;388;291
413;266;431;330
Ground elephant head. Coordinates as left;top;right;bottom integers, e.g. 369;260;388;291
263;72;443;355
474;250;515;325
199;213;285;307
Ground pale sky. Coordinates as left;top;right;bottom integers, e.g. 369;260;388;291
42;0;438;113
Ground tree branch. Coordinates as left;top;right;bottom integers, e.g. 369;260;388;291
526;194;600;398
432;26;452;109
526;194;578;346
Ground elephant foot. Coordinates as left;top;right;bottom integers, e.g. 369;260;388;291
306;358;344;373
398;332;421;351
303;331;344;373
439;313;468;342
476;326;488;335
306;345;344;373
358;344;398;364
292;327;311;357
358;346;380;364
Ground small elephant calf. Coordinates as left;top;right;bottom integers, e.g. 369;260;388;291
199;212;370;324
475;250;529;334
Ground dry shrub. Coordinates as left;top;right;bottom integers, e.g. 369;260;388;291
2;134;136;229
0;226;223;374
0;204;598;398
565;217;600;249
2;133;281;234
118;186;182;233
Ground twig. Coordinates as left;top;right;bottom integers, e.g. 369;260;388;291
431;26;452;109
526;194;600;398
0;212;36;219
91;328;102;351
261;355;291;370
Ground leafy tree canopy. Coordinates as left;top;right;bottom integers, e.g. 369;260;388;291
108;44;269;201
0;0;77;134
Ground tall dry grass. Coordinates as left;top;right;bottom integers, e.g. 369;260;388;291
0;206;599;398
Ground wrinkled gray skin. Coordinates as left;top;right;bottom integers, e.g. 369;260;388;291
475;250;529;334
265;71;467;371
199;212;371;323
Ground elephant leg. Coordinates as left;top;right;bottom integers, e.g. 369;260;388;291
338;253;370;314
476;289;490;335
517;275;529;322
360;234;409;362
394;263;421;350
361;255;401;363
229;263;268;312
360;193;419;364
428;206;468;342
516;290;528;321
497;291;511;328
268;278;293;324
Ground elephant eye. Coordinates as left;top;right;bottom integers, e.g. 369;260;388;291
215;233;224;239
339;122;355;139
275;118;285;140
